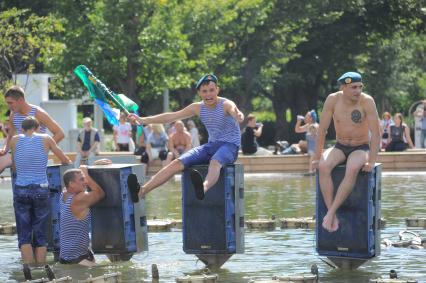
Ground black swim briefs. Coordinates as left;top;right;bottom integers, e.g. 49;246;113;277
334;142;369;158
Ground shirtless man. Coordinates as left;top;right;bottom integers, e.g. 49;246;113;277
312;71;380;233
168;120;192;159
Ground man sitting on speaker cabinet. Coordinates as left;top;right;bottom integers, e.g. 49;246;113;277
128;74;244;200
312;72;380;233
59;162;109;266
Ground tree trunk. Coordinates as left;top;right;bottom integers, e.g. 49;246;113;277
271;94;288;142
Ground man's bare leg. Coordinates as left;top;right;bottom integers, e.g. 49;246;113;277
34;246;47;265
139;159;184;197
20;244;35;264
203;159;222;193
0;153;12;174
322;150;368;232
318;148;346;232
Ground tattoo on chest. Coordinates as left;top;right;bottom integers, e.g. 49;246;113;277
351;110;362;123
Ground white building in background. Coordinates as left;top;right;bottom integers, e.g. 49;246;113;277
14;73;105;152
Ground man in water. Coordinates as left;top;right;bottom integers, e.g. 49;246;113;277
312;71;380;232
59;165;106;266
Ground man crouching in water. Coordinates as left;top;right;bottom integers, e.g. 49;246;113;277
59;165;106;266
312;72;380;233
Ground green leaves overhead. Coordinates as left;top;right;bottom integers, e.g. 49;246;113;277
0;8;63;89
1;0;426;142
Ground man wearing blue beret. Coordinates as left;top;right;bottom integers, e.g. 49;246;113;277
312;71;380;232
128;74;244;200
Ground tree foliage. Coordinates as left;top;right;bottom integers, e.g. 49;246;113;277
0;8;63;90
1;0;426;143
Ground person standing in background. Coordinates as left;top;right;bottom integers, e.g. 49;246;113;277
74;117;100;166
187;120;200;148
414;100;426;148
113;112;132;151
295;110;319;173
380;112;393;150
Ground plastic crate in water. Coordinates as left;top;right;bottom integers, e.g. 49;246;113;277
89;164;148;255
182;164;244;254
316;164;381;259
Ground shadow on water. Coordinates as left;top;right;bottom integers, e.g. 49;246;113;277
1;173;426;282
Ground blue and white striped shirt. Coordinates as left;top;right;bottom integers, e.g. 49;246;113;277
13;105;47;134
14;134;48;186
200;98;241;147
59;192;91;261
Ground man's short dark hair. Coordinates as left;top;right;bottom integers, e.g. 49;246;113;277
5;85;25;100
246;114;256;122
21;116;39;131
63;169;82;188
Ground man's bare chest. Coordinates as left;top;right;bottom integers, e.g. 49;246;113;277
172;134;188;146
334;104;366;126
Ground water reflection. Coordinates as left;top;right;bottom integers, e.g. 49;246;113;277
0;173;425;282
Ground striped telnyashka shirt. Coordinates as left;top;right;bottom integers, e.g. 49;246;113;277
59;192;91;261
13;105;47;134
14;134;48;186
200;98;241;147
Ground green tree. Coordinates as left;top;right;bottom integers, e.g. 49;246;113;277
0;8;63;115
51;0;191;112
268;0;426;142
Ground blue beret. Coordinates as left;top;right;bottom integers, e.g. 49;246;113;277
196;74;218;90
337;72;362;84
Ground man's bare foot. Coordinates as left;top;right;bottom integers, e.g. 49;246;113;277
322;212;339;232
331;215;339;232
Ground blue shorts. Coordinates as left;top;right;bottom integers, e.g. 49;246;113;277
178;141;239;168
13;184;50;248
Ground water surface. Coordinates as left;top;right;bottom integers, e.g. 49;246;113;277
0;172;425;282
